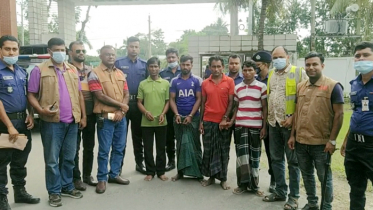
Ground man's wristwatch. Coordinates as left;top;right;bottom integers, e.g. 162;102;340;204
188;114;193;117
329;140;336;146
121;110;126;115
223;115;228;120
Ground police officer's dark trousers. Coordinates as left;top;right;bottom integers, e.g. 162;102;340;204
0;119;31;195
345;132;373;210
122;100;144;166
165;110;175;163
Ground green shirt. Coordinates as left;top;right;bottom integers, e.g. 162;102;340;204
137;76;170;127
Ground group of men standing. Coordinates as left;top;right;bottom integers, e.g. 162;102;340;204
0;33;372;210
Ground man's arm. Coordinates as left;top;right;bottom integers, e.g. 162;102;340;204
200;95;206;123
79;91;86;118
122;89;129;108
329;103;344;140
261;99;268;127
169;92;178;115
93;91;126;109
190;91;202;116
224;95;234;118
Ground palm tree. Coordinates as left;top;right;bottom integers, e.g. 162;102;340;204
216;0;283;50
216;0;251;35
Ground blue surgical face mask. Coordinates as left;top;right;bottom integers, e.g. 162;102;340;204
52;52;66;64
168;61;178;69
354;61;373;74
3;56;18;65
273;58;287;70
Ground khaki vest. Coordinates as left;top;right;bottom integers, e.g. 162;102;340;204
38;59;81;123
92;64;126;113
295;76;340;145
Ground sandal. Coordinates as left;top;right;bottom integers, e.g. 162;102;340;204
232;187;247;195
262;193;286;202
284;197;298;210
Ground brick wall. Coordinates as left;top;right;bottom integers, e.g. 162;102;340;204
0;0;18;37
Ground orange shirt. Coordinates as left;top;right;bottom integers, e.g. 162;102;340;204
202;74;235;123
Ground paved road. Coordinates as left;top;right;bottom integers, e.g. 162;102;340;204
7;128;306;210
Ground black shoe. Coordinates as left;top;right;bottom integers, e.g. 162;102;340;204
83;176;98;186
13;187;40;204
165;161;175;172
0;194;11;210
135;163;147;175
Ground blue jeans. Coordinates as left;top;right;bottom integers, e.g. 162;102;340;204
269;124;300;199
40;121;78;195
97;118;127;181
296;142;333;209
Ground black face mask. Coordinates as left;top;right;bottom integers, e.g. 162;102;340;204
256;67;261;74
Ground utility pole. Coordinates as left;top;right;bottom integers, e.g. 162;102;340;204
20;0;25;46
247;0;253;35
310;0;316;51
148;14;152;59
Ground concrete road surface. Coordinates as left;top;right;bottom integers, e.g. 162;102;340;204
6;128;306;210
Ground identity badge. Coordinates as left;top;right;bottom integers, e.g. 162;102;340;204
362;97;369;112
7;86;13;93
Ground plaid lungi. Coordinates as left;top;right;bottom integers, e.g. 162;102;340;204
173;116;202;178
201;121;231;181
234;126;262;190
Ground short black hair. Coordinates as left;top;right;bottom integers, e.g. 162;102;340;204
208;55;224;67
100;45;115;54
242;59;257;70
271;46;289;55
305;52;325;64
180;55;193;63
354;42;373;54
228;54;241;62
0;35;19;48
69;41;84;51
127;36;140;45
48;38;65;49
147;56;160;67
165;48;179;57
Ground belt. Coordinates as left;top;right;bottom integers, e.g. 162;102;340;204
99;112;114;119
351;133;373;143
7;112;26;120
130;95;137;101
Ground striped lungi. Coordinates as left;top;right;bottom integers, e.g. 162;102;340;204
201;121;231;182
234;126;262;190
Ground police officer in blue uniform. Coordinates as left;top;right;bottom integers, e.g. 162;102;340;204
341;41;373;210
159;48;181;171
0;36;40;210
252;51;276;193
115;36;147;174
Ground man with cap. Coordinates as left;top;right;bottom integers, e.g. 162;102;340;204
252;51;275;193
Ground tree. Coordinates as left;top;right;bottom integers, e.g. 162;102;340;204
17;26;30;46
201;17;229;36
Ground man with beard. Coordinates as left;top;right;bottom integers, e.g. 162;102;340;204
159;48;181;172
115;36;147;174
200;55;235;190
137;57;170;181
68;41;98;190
169;55;203;182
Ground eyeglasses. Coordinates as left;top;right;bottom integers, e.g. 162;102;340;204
76;49;86;54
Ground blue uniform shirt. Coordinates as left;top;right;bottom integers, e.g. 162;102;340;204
226;72;243;86
170;74;203;116
0;61;28;113
256;74;269;85
349;74;373;136
159;66;181;82
115;56;147;95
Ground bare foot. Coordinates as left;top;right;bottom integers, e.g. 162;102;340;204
158;175;169;181
144;175;153;181
171;174;183;182
220;181;230;190
201;178;215;187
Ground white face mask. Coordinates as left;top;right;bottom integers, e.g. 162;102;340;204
52;52;66;64
168;61;178;69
